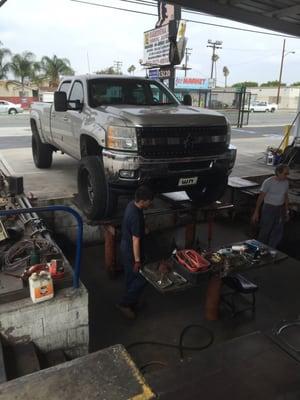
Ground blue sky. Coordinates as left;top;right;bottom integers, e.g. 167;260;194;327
1;0;300;85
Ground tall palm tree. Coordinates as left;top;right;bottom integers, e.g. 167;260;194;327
0;41;11;79
223;66;230;88
127;65;136;75
9;51;39;94
40;55;74;88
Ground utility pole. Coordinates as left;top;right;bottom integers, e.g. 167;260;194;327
207;40;222;85
183;48;192;77
276;40;295;105
113;60;123;75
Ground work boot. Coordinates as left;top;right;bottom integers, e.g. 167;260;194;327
116;304;136;319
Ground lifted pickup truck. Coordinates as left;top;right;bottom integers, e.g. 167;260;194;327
30;75;236;219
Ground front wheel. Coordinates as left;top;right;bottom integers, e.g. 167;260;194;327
32;133;53;168
9;108;17;115
77;156;117;220
186;174;228;206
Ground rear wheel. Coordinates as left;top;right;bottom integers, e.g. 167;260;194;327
77;156;117;220
186;174;228;206
32;132;53;168
9;108;17;115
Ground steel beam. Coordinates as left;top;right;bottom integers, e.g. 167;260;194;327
170;0;300;37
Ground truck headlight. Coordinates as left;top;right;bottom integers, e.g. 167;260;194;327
106;126;137;151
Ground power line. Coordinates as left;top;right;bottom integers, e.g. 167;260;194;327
70;0;297;38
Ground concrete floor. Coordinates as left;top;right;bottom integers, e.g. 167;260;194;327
59;214;300;383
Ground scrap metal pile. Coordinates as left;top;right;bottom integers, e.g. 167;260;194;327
0;170;65;295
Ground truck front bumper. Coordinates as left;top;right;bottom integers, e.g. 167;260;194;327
102;146;236;192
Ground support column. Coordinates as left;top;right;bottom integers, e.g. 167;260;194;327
104;225;117;277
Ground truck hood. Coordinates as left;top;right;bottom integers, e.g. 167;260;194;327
99;104;227;127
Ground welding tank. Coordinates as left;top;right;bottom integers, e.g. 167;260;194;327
29;271;54;303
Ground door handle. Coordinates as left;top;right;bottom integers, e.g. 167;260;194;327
63;116;69;122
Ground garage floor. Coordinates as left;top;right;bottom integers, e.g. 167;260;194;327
59;215;300;398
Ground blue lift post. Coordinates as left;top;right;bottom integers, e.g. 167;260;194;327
0;205;83;288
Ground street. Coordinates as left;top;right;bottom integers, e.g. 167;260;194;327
0;110;297;150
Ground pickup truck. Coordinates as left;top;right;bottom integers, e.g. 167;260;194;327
245;101;278;113
30;75;236;219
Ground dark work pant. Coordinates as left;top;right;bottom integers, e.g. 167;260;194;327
119;250;147;307
258;203;284;248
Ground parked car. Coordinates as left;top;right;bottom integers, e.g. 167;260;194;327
30;75;236;219
0;100;23;115
245;101;277;113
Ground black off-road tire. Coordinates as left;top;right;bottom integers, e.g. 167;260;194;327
32;132;53;168
77;156;117;220
186;174;228;207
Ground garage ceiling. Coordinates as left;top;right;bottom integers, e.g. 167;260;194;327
172;0;300;37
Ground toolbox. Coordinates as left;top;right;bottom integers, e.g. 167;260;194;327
172;253;211;285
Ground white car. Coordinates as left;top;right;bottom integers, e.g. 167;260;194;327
0;100;23;115
246;101;277;113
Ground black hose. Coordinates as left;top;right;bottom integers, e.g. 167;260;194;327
126;323;214;362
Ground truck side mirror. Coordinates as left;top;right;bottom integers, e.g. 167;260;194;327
54;91;68;112
183;94;192;106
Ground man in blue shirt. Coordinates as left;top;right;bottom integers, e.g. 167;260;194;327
117;186;154;319
252;164;289;248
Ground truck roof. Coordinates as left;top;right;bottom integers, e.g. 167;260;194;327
61;74;149;81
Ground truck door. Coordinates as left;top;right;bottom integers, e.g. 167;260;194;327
66;81;84;159
50;80;72;152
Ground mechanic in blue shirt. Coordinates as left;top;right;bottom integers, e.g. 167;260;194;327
117;186;154;319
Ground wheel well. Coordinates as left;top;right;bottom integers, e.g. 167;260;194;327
80;135;102;158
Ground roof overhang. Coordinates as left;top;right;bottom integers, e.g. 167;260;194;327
171;0;300;37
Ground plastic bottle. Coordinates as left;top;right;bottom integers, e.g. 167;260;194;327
29;271;54;303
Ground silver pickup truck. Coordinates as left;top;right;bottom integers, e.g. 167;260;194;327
30;75;236;219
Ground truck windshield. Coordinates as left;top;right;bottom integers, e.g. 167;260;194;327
88;78;179;107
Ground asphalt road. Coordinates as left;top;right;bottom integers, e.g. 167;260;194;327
0;110;296;149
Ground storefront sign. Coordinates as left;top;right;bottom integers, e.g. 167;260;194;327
144;25;171;66
175;77;209;90
159;66;173;79
149;68;160;80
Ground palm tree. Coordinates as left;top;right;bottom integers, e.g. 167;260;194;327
40;55;74;88
127;65;136;75
223;66;230;88
0;41;11;79
9;51;39;94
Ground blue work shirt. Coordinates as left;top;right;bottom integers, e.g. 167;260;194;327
120;201;145;263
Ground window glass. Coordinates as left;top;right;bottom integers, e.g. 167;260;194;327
88;79;178;107
59;81;71;94
69;81;84;109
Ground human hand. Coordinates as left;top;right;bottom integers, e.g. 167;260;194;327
133;261;142;273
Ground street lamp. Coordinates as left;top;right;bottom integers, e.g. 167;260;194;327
276;39;295;105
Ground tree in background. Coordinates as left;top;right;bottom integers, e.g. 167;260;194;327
0;41;11;79
232;81;258;88
127;65;136;75
291;82;300;87
95;66;121;75
40;55;74;88
9;51;39;95
260;80;286;87
222;66;229;88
